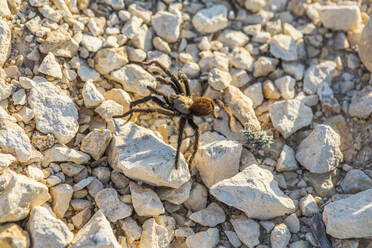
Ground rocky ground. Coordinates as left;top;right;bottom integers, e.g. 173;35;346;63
0;0;371;247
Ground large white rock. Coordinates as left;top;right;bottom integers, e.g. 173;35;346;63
29;81;79;144
269;100;313;138
0;121;32;162
230;214;260;248
43;144;90;166
70;210;121;248
0;19;11;66
110;64;156;96
318;5;361;31
194;140;242;188
108;120;190;188
189;203;225;227
210;165;296;219
323;189;372;239
152;11;181;43
129;182;164;217
0;170;50;222
95;188;132;222
28;206;73;248
192;5;228;34
296;125;343;173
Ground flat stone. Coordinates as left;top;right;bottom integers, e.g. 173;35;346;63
184;183;208;212
103;0;124;9
189;203;225;227
29;81;79;144
317;83;340;116
50;184;73;218
108;120;190;188
210;165;296;219
81;129;112;160
0;223;29;248
0;121;32;163
296;125;342;173
270;34;297;61
229;47;254;71
43;145;90;166
271;223;291;248
208;68;231;91
110;64;156;96
0;19;11;66
186;228;219;248
39;30;79;57
104;89;131;112
269;100;313;138
82;81;104;108
0;170;50;222
129;182;164;217
218;30;249;48
276;145;298;172
121;217;142;244
78;65;100;82
81;34;102;52
194;140;242;188
139;218;172;248
39;5;63;22
95;100;123;121
224;230;242;248
303;61;336;95
323;189;372;239
70;210;121;248
94;47;128;75
71;208;91;229
244;82;263;107
95;188;132;222
340;169;372;194
348;87;372;119
284;213;300;233
231;214;260;248
38;53;62;79
28;206;73;248
152;11;181;43
192;5;228;34
318;5;361;31
158;181;191;205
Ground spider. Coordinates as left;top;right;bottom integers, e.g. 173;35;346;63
113;60;237;169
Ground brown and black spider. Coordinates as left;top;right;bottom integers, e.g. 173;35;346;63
112;60;236;169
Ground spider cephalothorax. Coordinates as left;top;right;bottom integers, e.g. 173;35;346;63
113;60;236;169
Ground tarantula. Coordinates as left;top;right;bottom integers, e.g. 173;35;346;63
113;61;236;169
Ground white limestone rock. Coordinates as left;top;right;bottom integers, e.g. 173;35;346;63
271;223;291;248
43;145;90;166
230;214;260;248
94;47;128;75
192;5;228;34
189;203;225;227
348;87;372;119
299;194;319;217
95;188;132;222
296;125;342;173
208;68;231;91
81;34;103;52
0;170;50;223
95;100;123;121
210;164;296;220
323;189;372;239
0;19;11;66
194;140;242;188
0;153;15;172
139;218;172;248
50;184;73;218
108;120;190;188
104;88;132;112
80;129;112;160
77;64;100;82
276;145;298;172
186;228;219;248
28;206;73;248
318;5;361;31
270;34;297;61
340;169;372;194
218;30;249;48
121;217;142;244
29;81;79;144
152;11;181;43
0;121;32;163
269;100;313;138
303;61;337;95
82;81;105;108
130;182;164;217
38;52;62;79
70;210;121;248
229;47;254;71
110;64;156;96
275;75;296;99
0;0;10;17
158;181;191;205
184;183;208;212
0;223;29;248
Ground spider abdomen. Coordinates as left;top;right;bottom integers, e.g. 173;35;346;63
190;97;215;116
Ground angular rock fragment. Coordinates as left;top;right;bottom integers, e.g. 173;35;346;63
130;182;164;217
186;228;219;248
318;5;361;31
192;5;228;34
152;11;181;43
43;145;90;166
50;184;73;218
38;53;63;79
95;188;132;222
0;19;10;66
230;214;260;248
94;47;128;75
0;223;29;248
189;203;225;227
80;129;112;160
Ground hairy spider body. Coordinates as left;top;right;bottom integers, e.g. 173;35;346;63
113;61;236;169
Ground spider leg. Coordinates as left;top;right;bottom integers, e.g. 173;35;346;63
140;60;185;94
147;86;171;105
215;99;237;133
174;117;186;169
113;108;176;119
177;70;191;97
130;94;169;110
155;77;180;94
187;118;200;166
